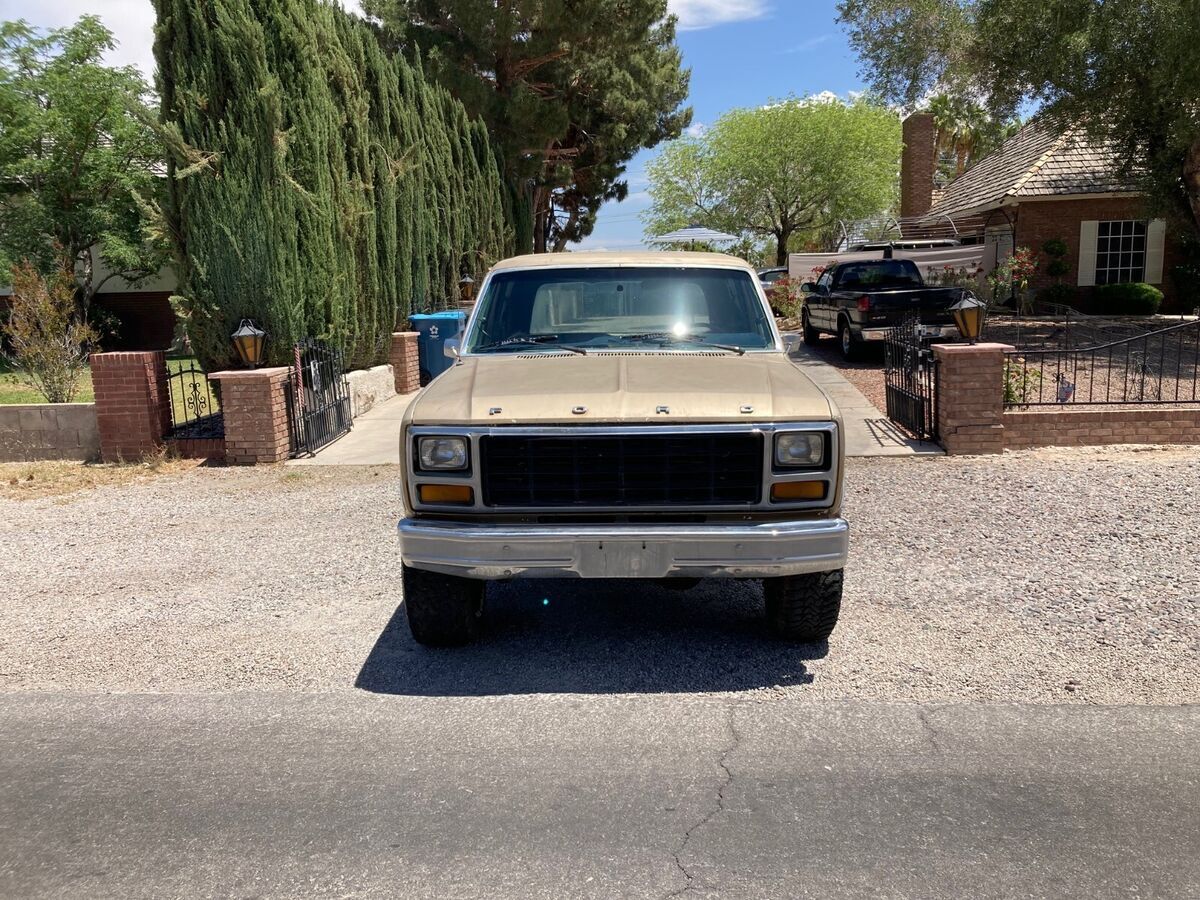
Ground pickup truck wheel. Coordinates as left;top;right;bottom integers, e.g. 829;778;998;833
763;569;843;642
801;310;821;345
837;319;863;361
402;564;484;647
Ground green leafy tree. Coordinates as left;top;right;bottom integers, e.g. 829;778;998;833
838;0;1200;237
0;17;168;314
152;0;511;372
643;96;901;266
363;0;692;253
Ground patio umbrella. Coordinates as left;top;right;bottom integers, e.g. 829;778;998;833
650;224;739;249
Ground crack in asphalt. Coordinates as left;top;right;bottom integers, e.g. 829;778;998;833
918;708;943;752
666;701;741;898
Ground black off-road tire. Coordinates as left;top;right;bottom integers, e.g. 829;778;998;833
837;319;863;361
763;569;843;642
801;310;821;346
402;564;485;647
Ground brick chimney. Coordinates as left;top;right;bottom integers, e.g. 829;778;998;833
900;112;937;218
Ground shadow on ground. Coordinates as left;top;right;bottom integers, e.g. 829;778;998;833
355;579;827;696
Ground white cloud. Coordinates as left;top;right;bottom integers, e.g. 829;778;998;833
5;1;159;76
6;0;366;78
669;0;770;31
684;122;708;138
783;34;832;54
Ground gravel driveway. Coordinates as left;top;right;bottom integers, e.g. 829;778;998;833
1;447;1196;703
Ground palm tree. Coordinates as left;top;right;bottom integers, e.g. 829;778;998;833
928;94;1021;182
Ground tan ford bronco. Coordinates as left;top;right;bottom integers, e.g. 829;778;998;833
398;252;848;645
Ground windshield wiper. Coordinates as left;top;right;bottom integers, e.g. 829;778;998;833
617;332;746;356
474;335;588;355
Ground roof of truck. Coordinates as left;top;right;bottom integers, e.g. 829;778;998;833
491;251;753;271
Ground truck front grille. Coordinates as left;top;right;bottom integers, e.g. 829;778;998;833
479;432;763;508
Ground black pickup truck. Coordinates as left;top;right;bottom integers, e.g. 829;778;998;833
799;259;974;360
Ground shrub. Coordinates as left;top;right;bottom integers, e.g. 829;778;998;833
2;260;97;403
1045;258;1069;278
1090;282;1164;316
1169;263;1200;312
1042;238;1068;258
926;264;983;289
1035;283;1079;307
767;275;803;318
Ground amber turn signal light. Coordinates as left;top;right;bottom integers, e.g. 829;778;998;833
417;484;474;504
771;481;826;502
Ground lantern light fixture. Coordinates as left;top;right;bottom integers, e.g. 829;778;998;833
459;274;476;305
949;296;987;345
231;318;267;368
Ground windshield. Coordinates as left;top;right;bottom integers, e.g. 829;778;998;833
464;266;777;353
835;260;923;290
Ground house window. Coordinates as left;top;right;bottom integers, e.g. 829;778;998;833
1094;220;1147;285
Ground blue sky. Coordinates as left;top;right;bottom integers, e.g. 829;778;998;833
580;0;870;250
2;0;871;250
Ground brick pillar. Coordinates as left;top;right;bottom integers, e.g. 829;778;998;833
900;112;937;218
209;367;292;465
90;351;171;462
390;331;421;394
932;343;1013;455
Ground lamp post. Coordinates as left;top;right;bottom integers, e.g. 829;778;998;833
459;274;476;306
231;319;267;368
949;296;987;345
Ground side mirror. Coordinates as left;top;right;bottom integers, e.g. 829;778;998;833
782;334;801;354
443;337;460;359
800;282;815;294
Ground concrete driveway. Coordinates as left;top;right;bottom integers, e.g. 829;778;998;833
293;347;935;466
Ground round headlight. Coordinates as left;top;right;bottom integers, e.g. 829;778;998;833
418;436;469;470
775;432;825;467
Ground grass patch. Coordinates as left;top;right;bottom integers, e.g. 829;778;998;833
0;356;206;412
0;452;203;500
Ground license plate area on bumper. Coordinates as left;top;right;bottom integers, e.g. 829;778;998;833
577;540;673;578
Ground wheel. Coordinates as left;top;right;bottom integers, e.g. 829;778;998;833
402;564;485;646
837;319;862;361
801;309;821;345
763;569;843;642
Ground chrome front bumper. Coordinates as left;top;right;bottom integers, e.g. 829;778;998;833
398;517;850;580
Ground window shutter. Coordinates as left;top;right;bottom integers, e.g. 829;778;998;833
1144;218;1167;284
1077;221;1098;286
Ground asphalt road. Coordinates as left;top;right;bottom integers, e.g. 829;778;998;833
1;694;1197;899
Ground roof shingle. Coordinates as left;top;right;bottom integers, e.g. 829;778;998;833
924;120;1139;220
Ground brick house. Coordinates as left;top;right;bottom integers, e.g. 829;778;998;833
1;260;178;352
901;112;1186;309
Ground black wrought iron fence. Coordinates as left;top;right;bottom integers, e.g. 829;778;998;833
286;338;352;456
164;361;224;440
1003;318;1200;407
884;317;940;441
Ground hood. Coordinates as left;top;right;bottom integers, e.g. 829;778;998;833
407;352;835;425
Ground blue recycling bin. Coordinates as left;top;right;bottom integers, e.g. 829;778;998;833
409;310;467;385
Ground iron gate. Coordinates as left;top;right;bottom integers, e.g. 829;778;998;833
884;317;940;442
287;338;352;456
164;361;224;441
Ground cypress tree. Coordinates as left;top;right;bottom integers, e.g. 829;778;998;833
153;0;514;371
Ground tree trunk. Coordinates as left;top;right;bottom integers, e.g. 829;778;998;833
1184;138;1200;238
532;185;549;253
78;246;95;318
775;229;790;267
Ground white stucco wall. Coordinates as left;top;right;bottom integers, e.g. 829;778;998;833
345;365;396;419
